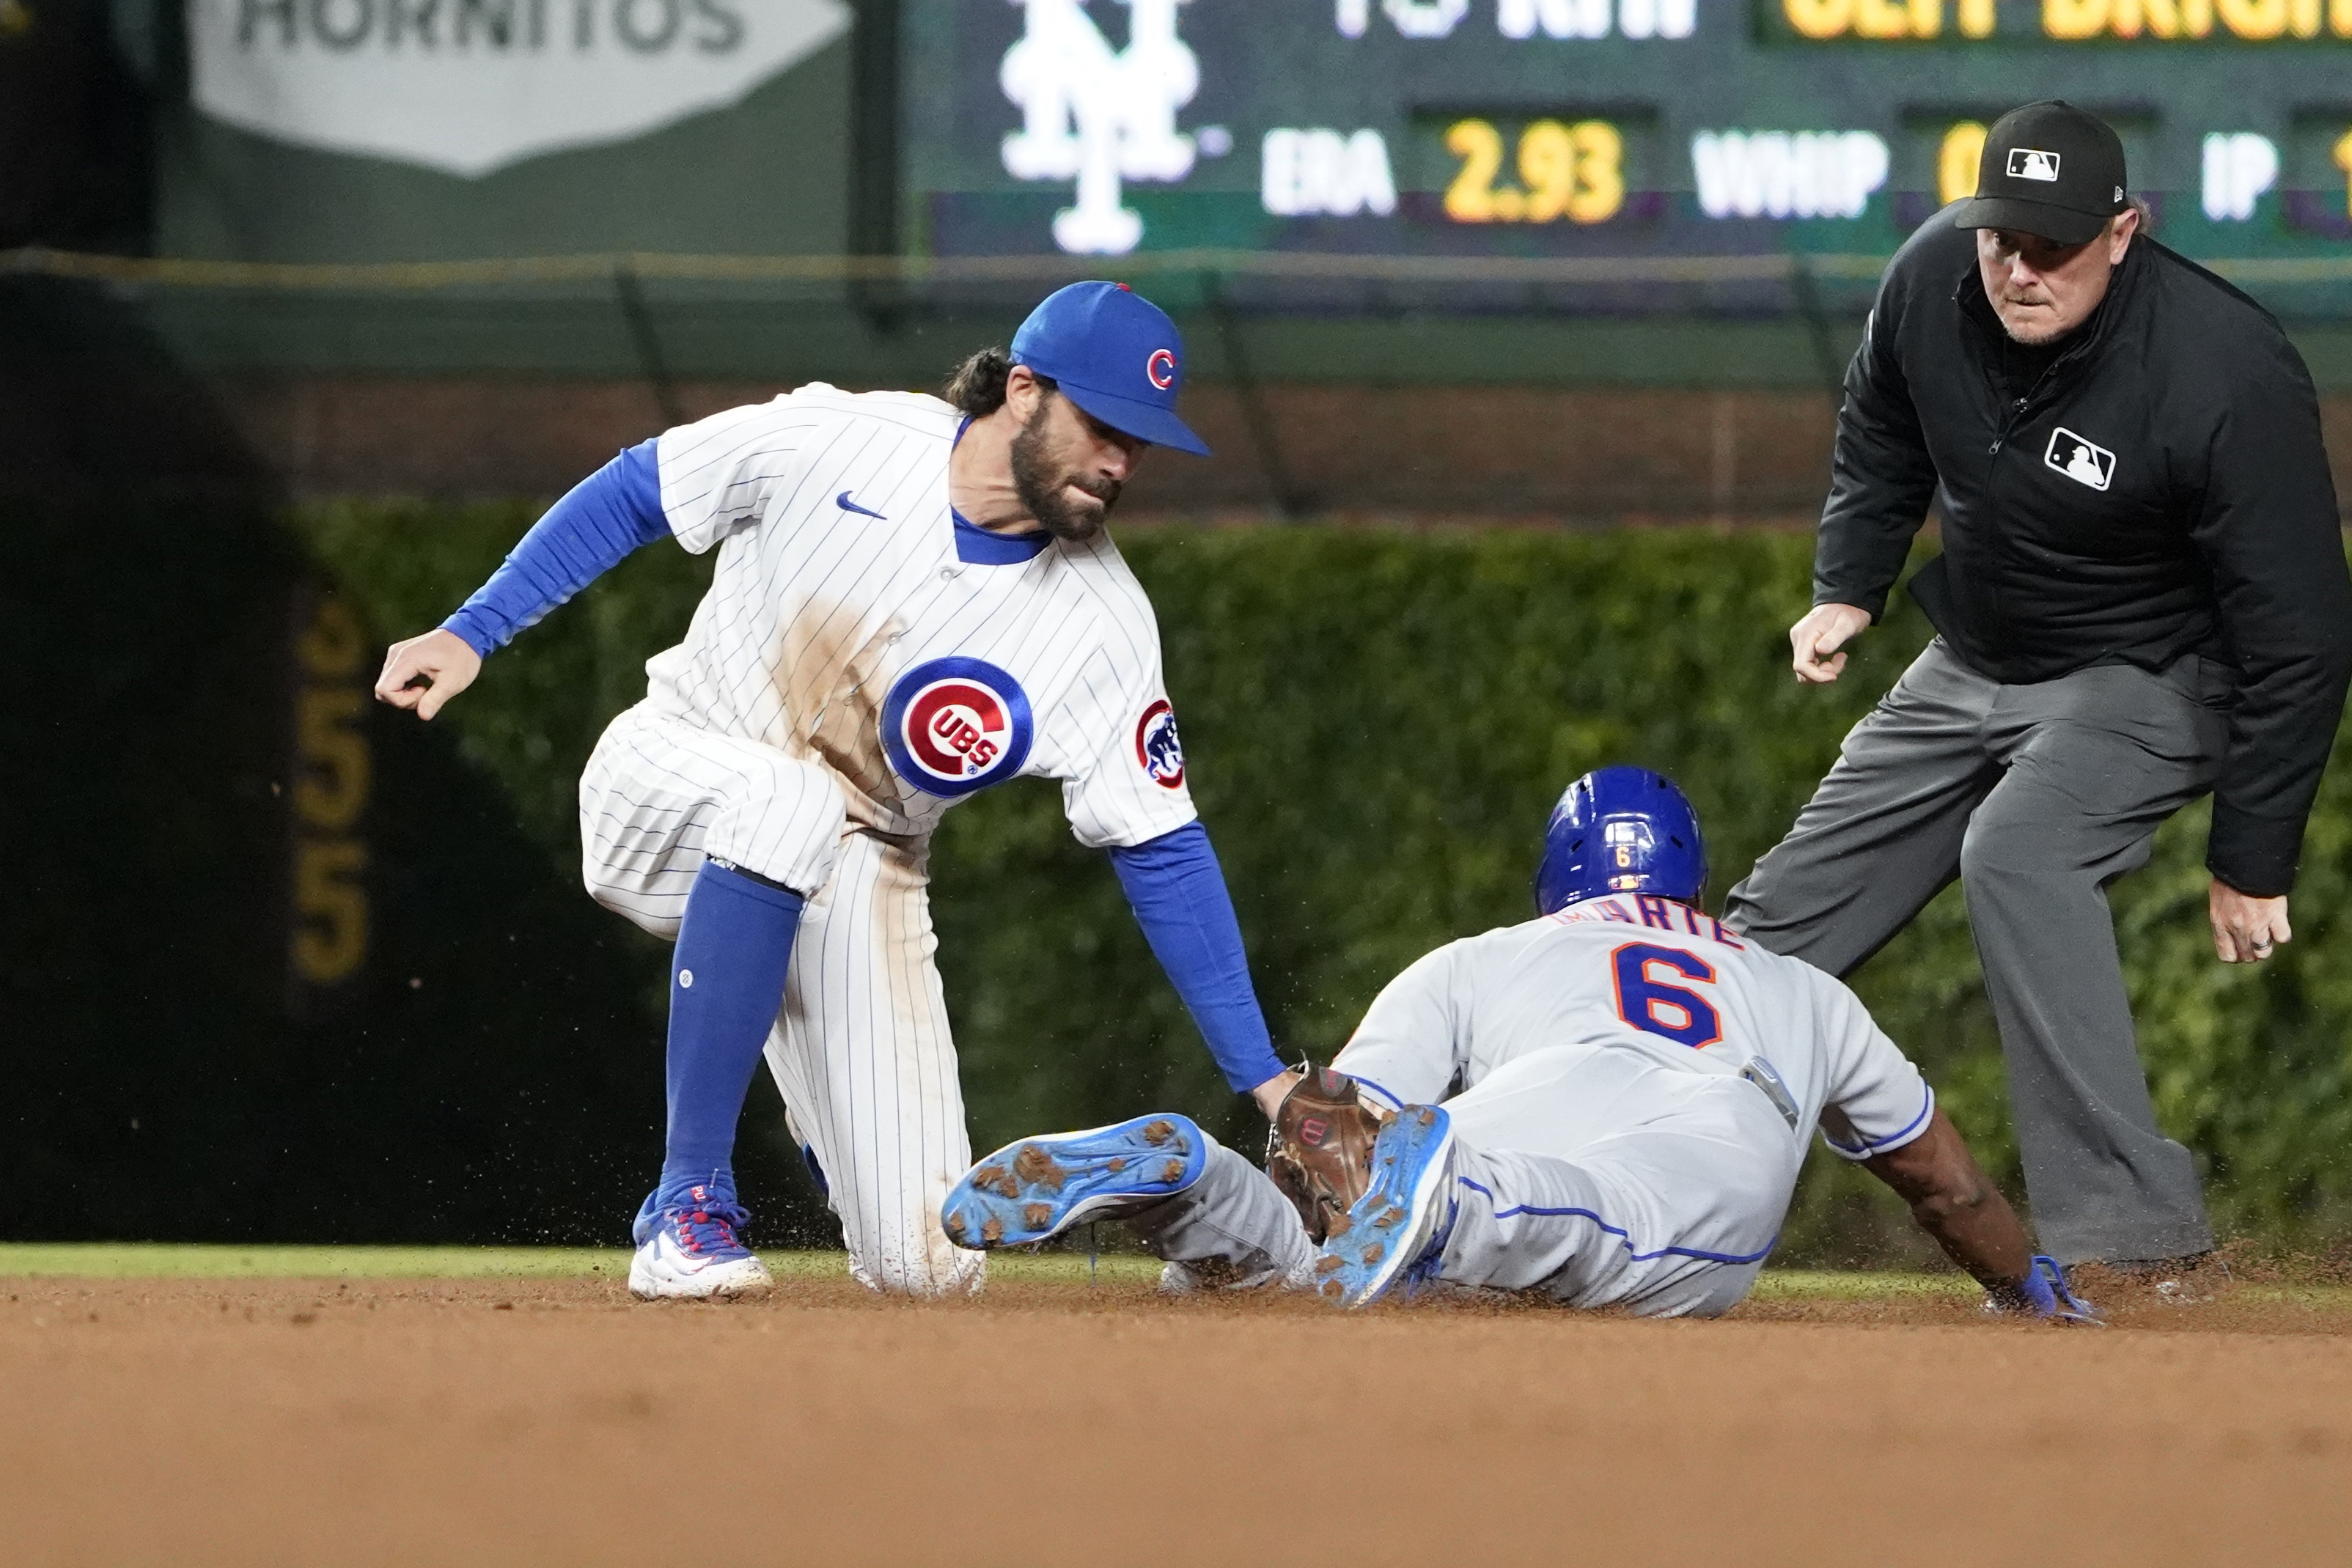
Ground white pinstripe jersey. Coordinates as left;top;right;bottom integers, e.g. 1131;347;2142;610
645;384;1197;848
1334;897;1934;1163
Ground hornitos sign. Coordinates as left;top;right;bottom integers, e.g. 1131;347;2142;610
188;0;849;177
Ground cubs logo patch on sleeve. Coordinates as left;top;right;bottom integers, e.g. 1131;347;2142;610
881;657;1035;798
1135;698;1186;789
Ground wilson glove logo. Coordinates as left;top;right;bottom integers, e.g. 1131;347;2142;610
882;658;1034;798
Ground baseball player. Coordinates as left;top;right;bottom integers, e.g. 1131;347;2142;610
373;282;1295;1300
941;767;2095;1320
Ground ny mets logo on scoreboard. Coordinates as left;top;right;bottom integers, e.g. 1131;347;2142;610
881;658;1035;798
1135;698;1186;789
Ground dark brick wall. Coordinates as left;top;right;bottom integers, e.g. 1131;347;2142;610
202;373;2352;526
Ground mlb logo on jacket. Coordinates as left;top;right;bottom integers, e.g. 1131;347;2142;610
2046;428;2114;492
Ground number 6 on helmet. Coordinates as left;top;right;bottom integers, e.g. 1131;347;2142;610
1535;765;1708;916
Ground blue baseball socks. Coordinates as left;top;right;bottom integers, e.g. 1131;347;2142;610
655;858;805;1200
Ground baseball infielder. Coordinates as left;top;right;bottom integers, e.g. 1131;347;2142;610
375;283;1293;1299
942;767;2095;1319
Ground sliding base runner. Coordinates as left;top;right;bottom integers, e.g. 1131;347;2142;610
948;767;2096;1325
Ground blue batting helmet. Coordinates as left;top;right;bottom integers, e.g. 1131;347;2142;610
1535;766;1708;916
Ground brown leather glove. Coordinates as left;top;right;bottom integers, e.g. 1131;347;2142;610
1265;1065;1391;1243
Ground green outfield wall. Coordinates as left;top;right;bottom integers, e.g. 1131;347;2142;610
295;514;2352;1262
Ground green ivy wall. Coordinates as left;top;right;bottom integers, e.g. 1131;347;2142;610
301;511;2352;1263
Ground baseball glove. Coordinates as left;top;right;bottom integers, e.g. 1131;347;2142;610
1265;1065;1392;1243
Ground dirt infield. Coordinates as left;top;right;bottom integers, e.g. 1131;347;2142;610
7;1264;2351;1567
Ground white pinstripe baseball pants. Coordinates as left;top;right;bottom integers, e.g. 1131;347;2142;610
580;702;985;1297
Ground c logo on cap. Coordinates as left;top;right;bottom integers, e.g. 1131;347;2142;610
1147;347;1177;391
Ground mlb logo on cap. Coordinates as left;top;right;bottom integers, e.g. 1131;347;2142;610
2007;147;2061;181
1010;281;1211;456
1952;100;2129;246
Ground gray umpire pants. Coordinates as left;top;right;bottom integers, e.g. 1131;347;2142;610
1723;638;2230;1265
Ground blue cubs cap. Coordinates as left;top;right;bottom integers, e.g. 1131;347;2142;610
1010;281;1210;457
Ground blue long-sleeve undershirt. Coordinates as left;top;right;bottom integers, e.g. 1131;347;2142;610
1108;821;1286;1093
442;440;668;658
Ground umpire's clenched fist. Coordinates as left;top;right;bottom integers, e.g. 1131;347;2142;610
375;627;482;721
2209;880;2292;965
1789;603;1874;684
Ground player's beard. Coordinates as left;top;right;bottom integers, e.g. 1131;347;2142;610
1010;395;1121;543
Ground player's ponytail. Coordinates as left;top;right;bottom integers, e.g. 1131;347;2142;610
944;346;1014;418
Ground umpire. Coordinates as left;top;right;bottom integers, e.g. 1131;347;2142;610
1725;102;2352;1285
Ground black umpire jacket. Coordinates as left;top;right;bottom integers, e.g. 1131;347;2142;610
1815;208;2352;897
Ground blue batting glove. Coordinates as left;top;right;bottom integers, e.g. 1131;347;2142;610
2004;1254;2103;1325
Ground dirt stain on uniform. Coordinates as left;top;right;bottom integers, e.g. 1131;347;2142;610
772;596;906;833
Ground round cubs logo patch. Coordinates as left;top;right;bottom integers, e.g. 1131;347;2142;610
1135;699;1185;789
881;658;1034;799
1146;347;1177;391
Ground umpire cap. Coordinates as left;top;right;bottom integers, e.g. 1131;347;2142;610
1951;100;2130;247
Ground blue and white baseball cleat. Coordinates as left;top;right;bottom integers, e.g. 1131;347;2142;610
628;1183;774;1300
1310;1104;1458;1308
943;1114;1208;1251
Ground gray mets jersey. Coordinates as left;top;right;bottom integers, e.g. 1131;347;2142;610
1335;894;1933;1163
1330;895;1934;1314
1131;896;1936;1316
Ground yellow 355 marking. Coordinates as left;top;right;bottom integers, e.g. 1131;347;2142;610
291;595;372;988
1446;119;1625;226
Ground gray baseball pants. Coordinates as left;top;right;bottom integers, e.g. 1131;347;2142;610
1127;1039;1799;1317
1723;638;2230;1265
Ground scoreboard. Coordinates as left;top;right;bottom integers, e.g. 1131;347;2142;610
899;0;2352;277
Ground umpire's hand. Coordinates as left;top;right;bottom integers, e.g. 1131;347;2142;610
375;628;483;721
1789;603;1873;684
2210;880;2292;965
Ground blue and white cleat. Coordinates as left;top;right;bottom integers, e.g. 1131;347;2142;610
1310;1104;1458;1308
628;1184;774;1300
943;1114;1208;1251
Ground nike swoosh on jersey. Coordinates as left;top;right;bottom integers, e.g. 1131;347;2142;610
835;491;887;519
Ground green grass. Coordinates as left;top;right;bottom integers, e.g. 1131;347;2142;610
1744;1270;1980;1302
0;1245;634;1279
0;1245;1979;1296
8;1248;2344;1306
0;1243;1166;1284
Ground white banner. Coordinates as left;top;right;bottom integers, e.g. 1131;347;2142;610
188;0;850;177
